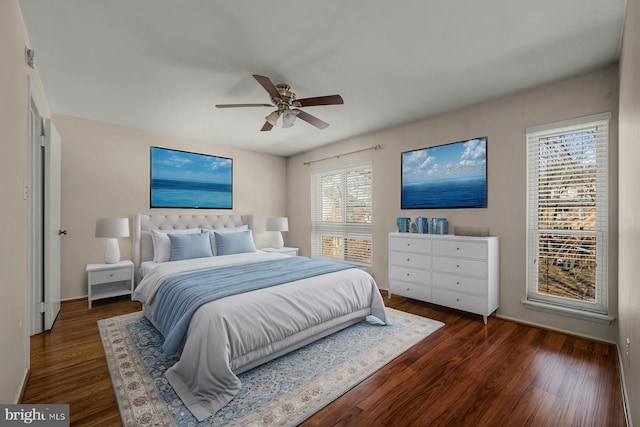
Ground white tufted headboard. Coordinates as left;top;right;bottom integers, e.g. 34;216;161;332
133;213;253;280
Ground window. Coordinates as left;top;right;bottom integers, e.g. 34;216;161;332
311;162;372;265
526;113;610;317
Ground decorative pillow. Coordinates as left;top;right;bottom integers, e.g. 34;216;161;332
151;228;200;262
214;229;257;256
168;233;214;261
203;225;249;255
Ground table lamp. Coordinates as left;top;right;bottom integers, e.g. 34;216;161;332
95;217;130;263
266;217;288;249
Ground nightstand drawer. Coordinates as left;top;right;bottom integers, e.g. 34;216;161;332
90;267;132;284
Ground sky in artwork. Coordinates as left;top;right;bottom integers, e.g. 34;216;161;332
402;137;486;183
151;147;232;184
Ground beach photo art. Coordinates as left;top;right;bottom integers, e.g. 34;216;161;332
401;137;487;209
150;147;233;209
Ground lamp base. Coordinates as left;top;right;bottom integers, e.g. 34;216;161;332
271;232;284;249
104;238;121;264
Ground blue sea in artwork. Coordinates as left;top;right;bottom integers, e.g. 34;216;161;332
402;176;486;209
151;178;232;209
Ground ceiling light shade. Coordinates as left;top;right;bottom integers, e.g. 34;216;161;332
265;110;280;126
282;109;297;128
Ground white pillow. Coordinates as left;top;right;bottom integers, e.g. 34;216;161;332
151;228;200;262
202;225;249;255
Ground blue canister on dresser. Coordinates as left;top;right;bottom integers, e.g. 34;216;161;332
415;216;429;234
396;217;411;232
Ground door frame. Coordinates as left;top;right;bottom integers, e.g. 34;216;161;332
27;78;44;338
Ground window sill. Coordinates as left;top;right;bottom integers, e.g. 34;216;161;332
522;299;615;325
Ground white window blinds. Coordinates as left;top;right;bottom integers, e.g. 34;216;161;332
311;162;372;265
526;113;610;314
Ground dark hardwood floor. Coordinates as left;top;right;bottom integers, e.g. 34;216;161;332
22;293;626;426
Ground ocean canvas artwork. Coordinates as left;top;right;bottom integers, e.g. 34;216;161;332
150;147;233;209
402;137;487;209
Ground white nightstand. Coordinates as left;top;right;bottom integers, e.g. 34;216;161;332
86;260;134;308
261;247;299;256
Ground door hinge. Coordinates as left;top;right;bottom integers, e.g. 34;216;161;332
40;301;46;313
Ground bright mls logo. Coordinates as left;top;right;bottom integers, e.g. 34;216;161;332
0;405;68;426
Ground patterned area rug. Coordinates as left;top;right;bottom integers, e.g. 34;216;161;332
98;308;444;426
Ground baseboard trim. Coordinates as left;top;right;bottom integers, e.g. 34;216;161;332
616;343;633;427
17;368;30;403
495;313;616;344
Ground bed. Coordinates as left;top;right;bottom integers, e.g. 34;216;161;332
131;214;388;421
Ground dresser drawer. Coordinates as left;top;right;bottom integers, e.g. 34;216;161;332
431;256;487;278
432;272;488;297
389;236;432;253
89;267;132;284
432;239;487;260
390;266;431;286
389;251;431;269
432;288;488;315
390;280;432;301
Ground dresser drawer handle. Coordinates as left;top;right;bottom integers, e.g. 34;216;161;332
456;264;460;268
407;258;411;262
406;288;411;291
109;273;114;277
406;243;411;247
406;273;410;277
456;247;460;251
456;298;460;302
456;281;460;285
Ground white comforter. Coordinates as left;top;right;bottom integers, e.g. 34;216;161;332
133;252;387;421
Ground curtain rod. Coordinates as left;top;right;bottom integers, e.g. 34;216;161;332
303;144;381;166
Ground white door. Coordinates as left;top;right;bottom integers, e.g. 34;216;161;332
43;119;61;330
28;98;43;335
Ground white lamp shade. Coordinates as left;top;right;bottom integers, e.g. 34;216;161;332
95;217;130;238
266;217;288;231
265;110;281;126
95;218;129;263
266;217;288;249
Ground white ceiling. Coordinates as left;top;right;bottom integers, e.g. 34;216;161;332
19;0;626;157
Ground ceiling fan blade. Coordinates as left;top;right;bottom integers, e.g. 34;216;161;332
253;75;281;101
293;109;329;129
293;94;344;107
260;121;274;132
215;103;272;108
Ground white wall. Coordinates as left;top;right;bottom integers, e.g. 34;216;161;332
0;0;50;403
618;0;640;422
287;65;619;343
53;114;288;300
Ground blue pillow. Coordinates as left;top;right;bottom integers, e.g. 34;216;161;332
214;230;257;256
168;232;214;261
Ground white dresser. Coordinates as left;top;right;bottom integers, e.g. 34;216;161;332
389;232;499;323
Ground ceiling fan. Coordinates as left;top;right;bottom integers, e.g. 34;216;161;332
215;75;344;131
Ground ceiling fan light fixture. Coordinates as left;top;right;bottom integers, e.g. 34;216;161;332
265;110;280;126
282;109;297;128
